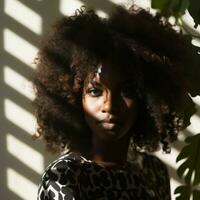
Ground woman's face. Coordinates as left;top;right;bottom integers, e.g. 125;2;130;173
82;63;138;141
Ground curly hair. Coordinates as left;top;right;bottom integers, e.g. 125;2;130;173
32;5;196;154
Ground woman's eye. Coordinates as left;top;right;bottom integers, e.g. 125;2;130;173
87;88;102;97
121;86;136;98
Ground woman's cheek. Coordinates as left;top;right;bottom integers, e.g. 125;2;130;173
123;97;134;108
83;96;100;116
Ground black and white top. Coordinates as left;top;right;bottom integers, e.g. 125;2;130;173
37;152;171;200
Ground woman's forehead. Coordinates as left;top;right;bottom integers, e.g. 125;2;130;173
87;63;135;86
99;63;133;78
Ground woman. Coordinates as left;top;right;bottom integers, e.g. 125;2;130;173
33;5;195;200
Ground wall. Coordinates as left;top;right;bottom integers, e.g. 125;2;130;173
1;0;199;199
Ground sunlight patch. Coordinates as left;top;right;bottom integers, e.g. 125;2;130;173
5;0;42;34
7;168;38;200
59;0;83;16
4;98;36;135
6;134;44;174
4;28;37;68
4;66;35;100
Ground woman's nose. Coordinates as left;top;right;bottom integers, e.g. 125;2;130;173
102;92;117;113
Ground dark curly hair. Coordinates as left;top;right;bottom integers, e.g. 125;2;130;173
32;5;196;155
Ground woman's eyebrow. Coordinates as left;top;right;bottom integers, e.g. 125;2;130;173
88;79;102;87
121;79;136;85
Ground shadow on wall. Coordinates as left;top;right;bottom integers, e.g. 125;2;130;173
0;0;198;199
1;1;62;199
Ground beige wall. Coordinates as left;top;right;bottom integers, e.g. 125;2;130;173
1;0;199;199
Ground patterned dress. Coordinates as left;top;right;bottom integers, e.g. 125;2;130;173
37;152;171;200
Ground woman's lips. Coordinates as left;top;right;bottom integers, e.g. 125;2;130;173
99;121;120;130
101;122;116;129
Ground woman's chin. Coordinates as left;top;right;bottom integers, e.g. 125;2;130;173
97;128;126;141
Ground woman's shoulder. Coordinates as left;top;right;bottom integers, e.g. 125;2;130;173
141;152;168;172
132;152;168;170
130;152;170;182
39;153;84;189
37;152;84;199
134;152;171;199
41;152;84;180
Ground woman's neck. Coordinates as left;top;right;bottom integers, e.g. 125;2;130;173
90;134;131;166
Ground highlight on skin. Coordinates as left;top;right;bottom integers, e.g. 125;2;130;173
82;63;138;141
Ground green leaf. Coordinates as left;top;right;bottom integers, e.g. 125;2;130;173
151;0;189;17
174;185;191;200
188;0;200;28
179;0;190;14
151;0;200;28
151;0;171;10
193;189;200;200
185;44;200;97
175;185;200;200
176;134;200;185
181;94;196;129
